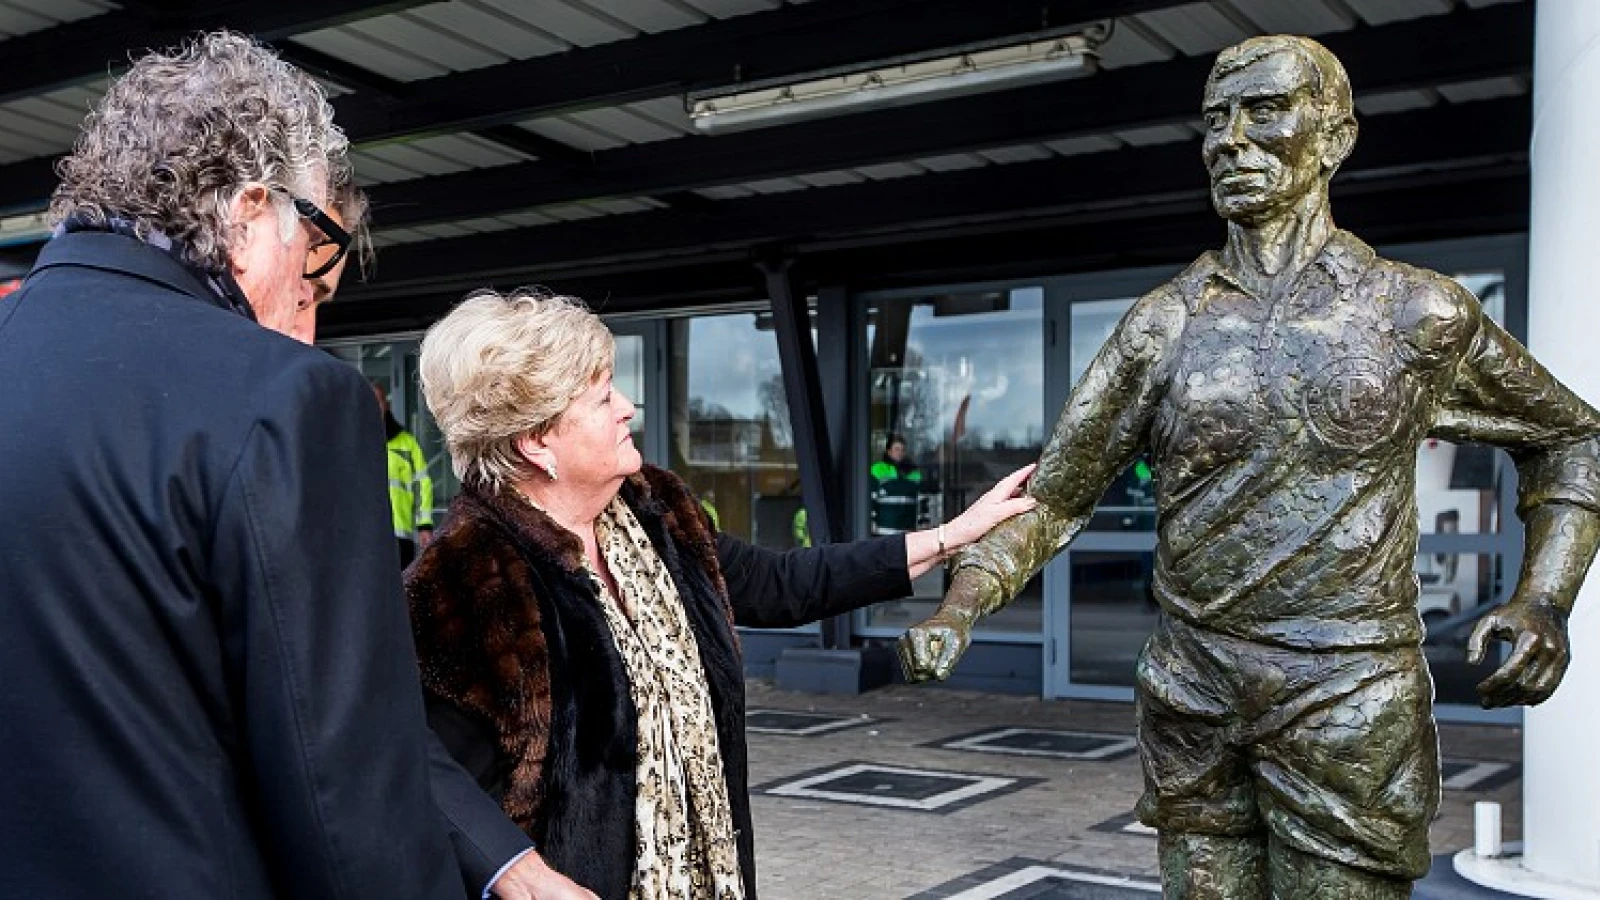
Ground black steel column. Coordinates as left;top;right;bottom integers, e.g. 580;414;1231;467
761;255;844;648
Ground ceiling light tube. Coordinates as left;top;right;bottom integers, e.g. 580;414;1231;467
688;34;1099;135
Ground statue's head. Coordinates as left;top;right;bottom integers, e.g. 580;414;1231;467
1202;35;1357;224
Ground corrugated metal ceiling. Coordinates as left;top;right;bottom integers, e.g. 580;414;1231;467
0;0;1536;235
0;0;116;41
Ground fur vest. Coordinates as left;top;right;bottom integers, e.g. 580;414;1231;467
407;465;755;900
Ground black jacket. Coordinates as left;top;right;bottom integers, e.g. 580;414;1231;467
0;232;528;899
408;467;912;900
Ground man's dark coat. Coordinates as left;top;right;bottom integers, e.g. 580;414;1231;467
410;466;912;900
0;232;527;899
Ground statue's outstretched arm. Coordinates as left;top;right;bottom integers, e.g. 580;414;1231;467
900;287;1187;682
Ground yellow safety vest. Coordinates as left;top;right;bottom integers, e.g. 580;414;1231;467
387;430;434;539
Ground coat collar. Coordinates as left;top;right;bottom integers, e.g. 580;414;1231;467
27;230;250;318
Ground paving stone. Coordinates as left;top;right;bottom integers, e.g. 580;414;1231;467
746;680;1517;899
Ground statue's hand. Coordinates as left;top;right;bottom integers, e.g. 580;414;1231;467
1468;597;1571;708
898;612;972;683
898;569;999;682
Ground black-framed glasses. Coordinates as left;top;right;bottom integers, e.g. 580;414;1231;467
290;196;352;281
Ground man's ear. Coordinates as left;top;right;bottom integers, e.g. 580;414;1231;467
226;183;274;271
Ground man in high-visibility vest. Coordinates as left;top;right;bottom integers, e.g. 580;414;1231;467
373;382;433;568
870;435;923;534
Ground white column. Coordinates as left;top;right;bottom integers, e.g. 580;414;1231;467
1522;0;1600;888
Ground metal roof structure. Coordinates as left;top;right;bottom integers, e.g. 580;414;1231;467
0;0;1532;335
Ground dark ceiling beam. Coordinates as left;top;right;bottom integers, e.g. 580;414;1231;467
321;166;1526;336
0;0;426;103
362;2;1532;231
331;0;1189;145
339;94;1527;298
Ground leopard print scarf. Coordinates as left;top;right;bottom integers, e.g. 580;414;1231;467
586;496;744;900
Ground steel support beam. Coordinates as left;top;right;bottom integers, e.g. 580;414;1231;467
761;255;846;647
321;163;1527;338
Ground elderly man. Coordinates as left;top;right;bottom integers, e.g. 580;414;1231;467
287;182;369;344
901;35;1600;899
0;33;585;900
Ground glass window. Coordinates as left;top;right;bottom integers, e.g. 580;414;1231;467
1417;271;1509;535
1071;298;1158;533
668;313;803;552
859;287;1045;636
614;333;646;447
1069;551;1156;687
1421;553;1506;707
325;339;459;515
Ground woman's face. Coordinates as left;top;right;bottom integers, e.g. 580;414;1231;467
544;371;642;488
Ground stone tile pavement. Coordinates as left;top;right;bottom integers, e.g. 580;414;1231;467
743;680;1522;900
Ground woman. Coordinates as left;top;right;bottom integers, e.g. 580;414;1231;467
407;290;1036;900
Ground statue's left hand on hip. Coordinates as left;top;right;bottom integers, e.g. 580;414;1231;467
1468;596;1571;708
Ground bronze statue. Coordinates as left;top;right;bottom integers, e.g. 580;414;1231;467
900;35;1600;899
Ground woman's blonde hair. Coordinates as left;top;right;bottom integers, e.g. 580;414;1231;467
420;289;614;492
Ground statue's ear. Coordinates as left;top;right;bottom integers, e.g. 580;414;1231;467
1322;114;1358;174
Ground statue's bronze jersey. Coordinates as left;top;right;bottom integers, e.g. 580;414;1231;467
962;231;1600;650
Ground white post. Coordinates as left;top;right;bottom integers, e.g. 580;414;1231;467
1522;0;1600;888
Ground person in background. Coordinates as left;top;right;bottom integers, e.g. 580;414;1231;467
407;289;1037;899
700;488;721;529
375;379;436;568
792;505;812;548
870;434;924;534
0;31;542;899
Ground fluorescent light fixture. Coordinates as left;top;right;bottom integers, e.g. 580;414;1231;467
688;34;1098;135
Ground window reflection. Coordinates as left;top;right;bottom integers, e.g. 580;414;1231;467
1416;271;1509;537
860;287;1044;635
1421;553;1505;707
668;314;803;552
325;339;458;517
1069;551;1156;687
614;333;646;445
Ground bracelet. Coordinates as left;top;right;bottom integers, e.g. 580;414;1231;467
936;523;948;559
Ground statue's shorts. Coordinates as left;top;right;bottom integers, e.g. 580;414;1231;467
1134;614;1440;880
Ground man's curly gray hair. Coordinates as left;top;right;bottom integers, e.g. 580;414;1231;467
50;30;350;273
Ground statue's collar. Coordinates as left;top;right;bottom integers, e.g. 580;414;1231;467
1181;229;1375;310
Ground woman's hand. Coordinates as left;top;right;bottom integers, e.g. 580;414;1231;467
945;463;1038;548
491;851;600;900
904;464;1037;579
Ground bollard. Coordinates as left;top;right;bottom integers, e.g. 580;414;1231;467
1473;801;1502;858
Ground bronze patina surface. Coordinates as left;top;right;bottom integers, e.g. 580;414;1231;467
899;35;1600;899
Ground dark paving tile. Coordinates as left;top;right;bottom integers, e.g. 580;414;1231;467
756;761;1041;814
1088;812;1155;838
1440;758;1520;792
929;727;1137;761
745;708;878;736
906;858;1159;899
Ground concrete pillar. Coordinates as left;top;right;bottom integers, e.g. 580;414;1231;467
1459;0;1600;890
1459;0;1600;894
1522;0;1600;888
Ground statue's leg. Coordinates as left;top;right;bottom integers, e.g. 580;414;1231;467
1137;617;1263;898
1250;647;1440;895
1267;836;1410;900
1158;830;1267;899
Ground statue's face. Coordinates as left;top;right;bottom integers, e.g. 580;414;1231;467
1202;50;1329;224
